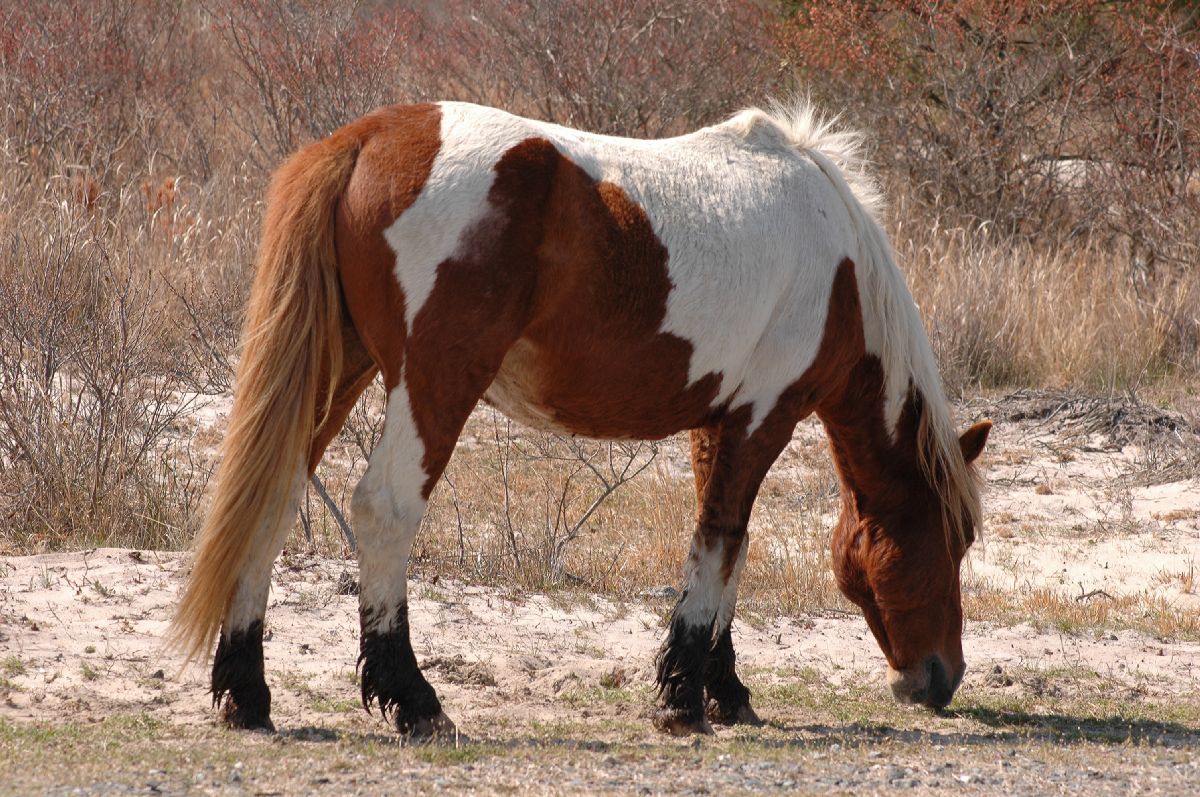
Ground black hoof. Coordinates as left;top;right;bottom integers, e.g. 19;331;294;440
221;698;276;732
653;705;715;736
400;710;459;743
212;621;273;732
706;699;764;727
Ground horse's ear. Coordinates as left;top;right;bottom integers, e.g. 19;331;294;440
959;420;992;464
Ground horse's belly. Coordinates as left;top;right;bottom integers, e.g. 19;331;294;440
481;339;565;430
481;337;721;439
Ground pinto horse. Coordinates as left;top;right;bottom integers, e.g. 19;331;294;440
170;100;990;738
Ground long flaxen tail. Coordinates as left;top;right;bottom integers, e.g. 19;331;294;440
168;131;363;664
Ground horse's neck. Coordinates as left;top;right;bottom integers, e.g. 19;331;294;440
817;356;918;514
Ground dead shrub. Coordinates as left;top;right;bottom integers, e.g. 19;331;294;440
0;0;197;180
780;1;1199;266
0;212;208;552
413;0;777;137
215;0;420;166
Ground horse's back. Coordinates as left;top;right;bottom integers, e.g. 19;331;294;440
342;101;859;438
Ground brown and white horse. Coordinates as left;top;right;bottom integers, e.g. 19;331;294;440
170;100;990;738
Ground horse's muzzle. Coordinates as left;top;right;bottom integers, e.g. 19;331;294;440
887;655;963;709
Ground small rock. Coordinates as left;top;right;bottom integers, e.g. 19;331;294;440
149;669;165;680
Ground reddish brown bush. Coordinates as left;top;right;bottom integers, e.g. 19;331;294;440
215;0;420;165
780;1;1199;265
0;0;194;176
412;0;777;137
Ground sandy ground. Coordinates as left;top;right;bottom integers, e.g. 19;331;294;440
1;547;1199;735
2;390;1199;794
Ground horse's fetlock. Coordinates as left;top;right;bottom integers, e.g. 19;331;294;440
211;620;273;731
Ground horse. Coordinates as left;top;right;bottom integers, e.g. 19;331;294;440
169;99;990;739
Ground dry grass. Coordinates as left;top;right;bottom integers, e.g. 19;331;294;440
965;580;1200;641
893;202;1200;393
0;143;258;553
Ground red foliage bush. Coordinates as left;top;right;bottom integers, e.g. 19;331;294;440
0;0;193;174
215;0;420;165
780;0;1200;264
411;0;777;137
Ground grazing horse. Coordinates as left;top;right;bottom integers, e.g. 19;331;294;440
170;100;990;738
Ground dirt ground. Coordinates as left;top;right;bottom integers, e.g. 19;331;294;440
2;392;1199;795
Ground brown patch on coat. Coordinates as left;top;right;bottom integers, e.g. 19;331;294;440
490;150;723;438
404;138;562;496
307;321;379;473
335;103;442;388
335;125;720;498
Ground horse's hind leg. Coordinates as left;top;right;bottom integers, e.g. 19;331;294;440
211;333;377;731
350;378;447;738
351;353;502;739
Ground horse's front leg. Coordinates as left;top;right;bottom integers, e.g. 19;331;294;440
654;524;744;735
704;536;762;726
654;419;793;734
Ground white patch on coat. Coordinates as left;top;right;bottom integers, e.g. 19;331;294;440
352;371;429;632
483;339;561;429
677;540;726;629
383;109;533;332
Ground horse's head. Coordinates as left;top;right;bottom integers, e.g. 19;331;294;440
830;417;990;710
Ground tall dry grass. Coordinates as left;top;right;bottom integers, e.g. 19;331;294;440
893;200;1200;393
0;121;261;554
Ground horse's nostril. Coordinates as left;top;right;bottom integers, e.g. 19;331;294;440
924;656;954;709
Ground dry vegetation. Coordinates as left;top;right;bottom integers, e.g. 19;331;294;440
1;0;1198;629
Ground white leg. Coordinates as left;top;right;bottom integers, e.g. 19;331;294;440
212;466;306;730
713;536;748;637
351;378;453;737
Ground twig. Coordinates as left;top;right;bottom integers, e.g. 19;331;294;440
310;473;356;553
1076;585;1114;602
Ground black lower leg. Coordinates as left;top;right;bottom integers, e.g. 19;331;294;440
704;624;755;724
212;619;274;731
653;597;712;731
358;602;442;735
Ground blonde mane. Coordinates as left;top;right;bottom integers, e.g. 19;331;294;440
730;98;981;545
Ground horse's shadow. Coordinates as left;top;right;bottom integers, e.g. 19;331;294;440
764;705;1200;748
267;706;1200;750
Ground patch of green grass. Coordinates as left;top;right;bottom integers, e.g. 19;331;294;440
409;743;495;765
953;691;1200;745
79;662;98;681
558;684;648;709
277;669;316;696
311;697;361;714
0;713;164;751
3;656;27;677
90;579;116;598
